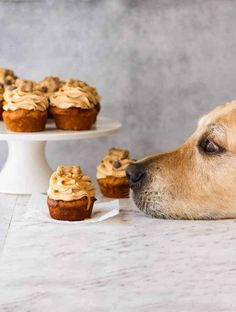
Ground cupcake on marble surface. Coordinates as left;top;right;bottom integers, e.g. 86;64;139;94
0;67;17;87
50;78;101;130
47;165;96;221
3;80;49;132
97;148;134;198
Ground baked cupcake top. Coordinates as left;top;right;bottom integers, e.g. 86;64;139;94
0;68;17;87
48;165;96;202
39;76;65;98
3;80;49;112
50;78;101;110
96;148;133;179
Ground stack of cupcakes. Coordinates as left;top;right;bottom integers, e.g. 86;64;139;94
0;67;101;132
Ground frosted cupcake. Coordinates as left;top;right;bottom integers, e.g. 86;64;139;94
3;80;49;132
0;68;17;87
47;165;96;221
66;78;101;115
97;148;134;198
50;78;101;130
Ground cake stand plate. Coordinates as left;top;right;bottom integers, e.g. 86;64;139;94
0;117;121;194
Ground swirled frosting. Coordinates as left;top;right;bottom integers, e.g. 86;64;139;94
0;68;17;86
39;76;65;98
3;80;49;111
96;148;133;179
50;78;101;109
48;166;96;202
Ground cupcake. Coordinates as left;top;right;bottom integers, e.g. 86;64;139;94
3;80;49;132
50;78;101;130
0;83;4;120
66;78;101;116
0;67;17;87
97;148;134;198
39;76;65;119
47;165;96;221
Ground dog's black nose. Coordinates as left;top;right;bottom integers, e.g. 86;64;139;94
126;163;145;186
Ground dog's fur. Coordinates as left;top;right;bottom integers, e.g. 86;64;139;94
131;100;236;220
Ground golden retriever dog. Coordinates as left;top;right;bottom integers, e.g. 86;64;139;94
126;100;236;220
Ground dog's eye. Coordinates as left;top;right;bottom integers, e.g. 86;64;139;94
199;139;223;155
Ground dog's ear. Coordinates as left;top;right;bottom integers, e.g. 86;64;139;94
198;114;208;128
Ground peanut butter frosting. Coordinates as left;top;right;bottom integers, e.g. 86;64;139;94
39;76;65;98
48;165;96;202
0;68;17;86
96;148;133;179
3;80;49;112
50;78;101;109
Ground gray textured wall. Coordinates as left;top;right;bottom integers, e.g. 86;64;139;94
0;0;236;178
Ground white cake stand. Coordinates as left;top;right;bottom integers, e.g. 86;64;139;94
0;117;121;194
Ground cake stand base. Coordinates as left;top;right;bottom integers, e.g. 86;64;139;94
0;117;122;194
0;141;52;194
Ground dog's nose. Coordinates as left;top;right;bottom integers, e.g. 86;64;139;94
126;163;145;186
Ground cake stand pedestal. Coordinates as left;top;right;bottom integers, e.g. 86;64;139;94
0;117;121;194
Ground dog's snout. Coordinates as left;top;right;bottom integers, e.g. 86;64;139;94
126;163;145;186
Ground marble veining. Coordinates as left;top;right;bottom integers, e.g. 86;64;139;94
0;195;236;311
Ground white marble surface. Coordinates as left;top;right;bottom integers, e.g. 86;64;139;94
1;195;236;311
0;194;17;250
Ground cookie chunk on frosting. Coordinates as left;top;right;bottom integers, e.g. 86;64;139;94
3;79;49;112
48;165;96;202
39;76;65;98
0;68;17;87
50;78;101;109
96;148;133;179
